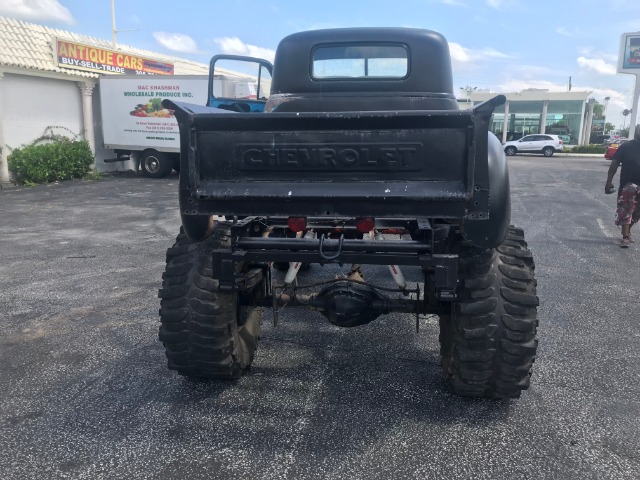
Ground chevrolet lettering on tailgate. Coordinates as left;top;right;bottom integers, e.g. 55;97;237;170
236;143;424;171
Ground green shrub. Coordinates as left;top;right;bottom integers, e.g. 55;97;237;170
567;145;607;154
8;138;94;185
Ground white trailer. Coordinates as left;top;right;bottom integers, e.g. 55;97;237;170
99;75;208;178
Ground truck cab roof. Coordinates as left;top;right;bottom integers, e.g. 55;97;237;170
270;27;455;97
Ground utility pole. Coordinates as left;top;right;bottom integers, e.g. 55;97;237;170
110;0;137;49
111;0;117;49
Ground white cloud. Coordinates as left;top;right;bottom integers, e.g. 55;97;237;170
449;42;511;66
514;65;554;77
577;46;593;56
441;0;467;6
577;87;629;128
556;27;574;37
214;37;275;63
577;57;617;75
481;48;511;59
304;22;344;31
449;42;471;63
577;47;618;63
152;32;198;54
0;0;73;24
603;52;619;63
486;0;522;9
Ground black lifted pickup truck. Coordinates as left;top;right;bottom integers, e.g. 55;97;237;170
159;28;539;399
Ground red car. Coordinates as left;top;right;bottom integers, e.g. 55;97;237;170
605;139;628;159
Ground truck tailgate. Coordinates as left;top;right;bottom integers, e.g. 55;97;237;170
166;98;503;219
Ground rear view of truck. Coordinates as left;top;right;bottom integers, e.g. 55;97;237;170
158;28;539;399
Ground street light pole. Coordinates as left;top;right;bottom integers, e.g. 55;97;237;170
109;0;137;50
111;0;117;49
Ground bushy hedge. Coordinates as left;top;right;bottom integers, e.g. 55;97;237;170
8;138;94;185
567;145;607;154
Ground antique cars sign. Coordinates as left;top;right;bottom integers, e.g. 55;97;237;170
55;38;174;75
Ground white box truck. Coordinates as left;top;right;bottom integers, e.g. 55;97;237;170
100;75;208;178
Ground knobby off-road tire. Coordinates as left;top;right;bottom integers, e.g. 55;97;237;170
439;226;539;399
158;225;263;379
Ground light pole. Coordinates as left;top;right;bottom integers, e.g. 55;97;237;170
110;0;137;49
603;96;610;134
111;0;117;48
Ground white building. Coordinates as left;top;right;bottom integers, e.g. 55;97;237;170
459;89;594;145
0;16;209;183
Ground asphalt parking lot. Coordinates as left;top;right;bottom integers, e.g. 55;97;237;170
1;155;640;480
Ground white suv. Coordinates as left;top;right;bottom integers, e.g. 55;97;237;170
504;134;564;157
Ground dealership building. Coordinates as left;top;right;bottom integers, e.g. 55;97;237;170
0;16;210;183
459;89;595;145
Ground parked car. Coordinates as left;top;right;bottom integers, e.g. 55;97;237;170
504;134;564;157
605;135;625;145
604;139;628;159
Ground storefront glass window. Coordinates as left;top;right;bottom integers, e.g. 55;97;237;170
484;99;584;144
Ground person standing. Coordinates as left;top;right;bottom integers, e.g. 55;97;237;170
605;125;640;248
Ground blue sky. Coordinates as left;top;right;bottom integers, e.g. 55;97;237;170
2;0;640;128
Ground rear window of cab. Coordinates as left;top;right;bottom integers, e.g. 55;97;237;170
312;44;409;79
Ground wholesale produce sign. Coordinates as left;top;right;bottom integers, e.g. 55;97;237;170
99;76;208;151
56;38;174;75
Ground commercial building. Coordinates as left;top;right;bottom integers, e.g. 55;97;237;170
0;16;209;183
459;89;594;146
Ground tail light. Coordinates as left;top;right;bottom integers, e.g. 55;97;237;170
287;216;307;232
355;217;375;233
559;139;563;145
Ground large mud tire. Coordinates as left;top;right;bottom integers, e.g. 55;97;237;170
158;225;263;379
439;226;539;399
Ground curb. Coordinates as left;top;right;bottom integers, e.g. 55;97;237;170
556;153;607;157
